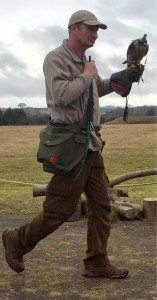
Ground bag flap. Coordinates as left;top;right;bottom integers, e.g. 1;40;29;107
40;129;73;146
74;134;87;144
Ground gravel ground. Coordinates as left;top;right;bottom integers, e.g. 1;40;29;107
0;214;156;300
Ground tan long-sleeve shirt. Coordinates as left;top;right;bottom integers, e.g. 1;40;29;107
43;39;113;150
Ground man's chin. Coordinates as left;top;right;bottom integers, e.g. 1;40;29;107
88;41;95;47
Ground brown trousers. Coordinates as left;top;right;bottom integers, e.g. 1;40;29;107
19;151;111;259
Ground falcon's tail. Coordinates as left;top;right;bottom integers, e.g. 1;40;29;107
122;60;127;64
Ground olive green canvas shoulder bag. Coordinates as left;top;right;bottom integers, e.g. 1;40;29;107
37;122;89;175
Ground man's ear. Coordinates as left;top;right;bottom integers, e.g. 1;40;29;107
69;24;76;33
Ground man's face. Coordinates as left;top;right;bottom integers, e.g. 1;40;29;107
74;23;99;48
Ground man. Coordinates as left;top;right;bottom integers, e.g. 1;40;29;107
2;10;141;278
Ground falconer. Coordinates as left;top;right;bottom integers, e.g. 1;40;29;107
2;10;144;278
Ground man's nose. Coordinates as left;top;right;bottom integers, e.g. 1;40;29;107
93;31;98;39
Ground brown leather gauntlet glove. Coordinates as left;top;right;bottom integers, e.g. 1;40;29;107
110;64;144;97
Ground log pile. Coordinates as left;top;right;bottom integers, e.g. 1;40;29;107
32;184;142;221
80;195;157;222
32;168;157;222
80;194;143;221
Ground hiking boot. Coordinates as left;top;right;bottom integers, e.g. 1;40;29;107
2;228;25;273
83;256;129;279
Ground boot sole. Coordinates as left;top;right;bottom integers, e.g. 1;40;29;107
83;270;129;279
2;231;24;273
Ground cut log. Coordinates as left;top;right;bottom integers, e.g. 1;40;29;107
115;201;143;213
111;205;118;222
143;198;157;221
109;168;157;187
109;188;128;202
67;202;81;222
81;194;87;216
115;204;139;220
33;184;47;197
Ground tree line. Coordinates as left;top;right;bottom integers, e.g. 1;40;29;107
0;108;49;125
0;106;156;125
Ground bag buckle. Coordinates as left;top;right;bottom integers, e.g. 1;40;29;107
81;128;87;134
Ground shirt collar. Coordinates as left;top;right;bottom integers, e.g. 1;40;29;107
62;39;87;64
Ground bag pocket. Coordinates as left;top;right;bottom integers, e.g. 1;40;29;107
37;126;87;174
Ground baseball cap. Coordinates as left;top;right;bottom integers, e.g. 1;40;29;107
68;10;107;30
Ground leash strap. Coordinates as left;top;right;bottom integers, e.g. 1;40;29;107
73;56;94;181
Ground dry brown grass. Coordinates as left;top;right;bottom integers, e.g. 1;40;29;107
0;124;156;214
101;123;156;205
101;123;156;176
101;123;156;150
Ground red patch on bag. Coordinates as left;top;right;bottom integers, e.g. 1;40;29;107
49;155;56;163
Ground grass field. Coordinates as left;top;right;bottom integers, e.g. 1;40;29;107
0;124;156;214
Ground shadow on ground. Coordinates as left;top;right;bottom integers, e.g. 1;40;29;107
0;215;156;300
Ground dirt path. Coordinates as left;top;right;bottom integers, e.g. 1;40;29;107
0;214;156;300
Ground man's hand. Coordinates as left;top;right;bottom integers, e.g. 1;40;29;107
83;61;98;79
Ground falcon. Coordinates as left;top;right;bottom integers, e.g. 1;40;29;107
122;34;149;68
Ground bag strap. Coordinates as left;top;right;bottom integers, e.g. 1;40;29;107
86;56;94;123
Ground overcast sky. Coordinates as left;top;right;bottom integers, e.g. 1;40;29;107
0;0;156;108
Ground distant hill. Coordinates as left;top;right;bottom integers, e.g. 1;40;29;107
105;116;156;124
100;105;156;124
